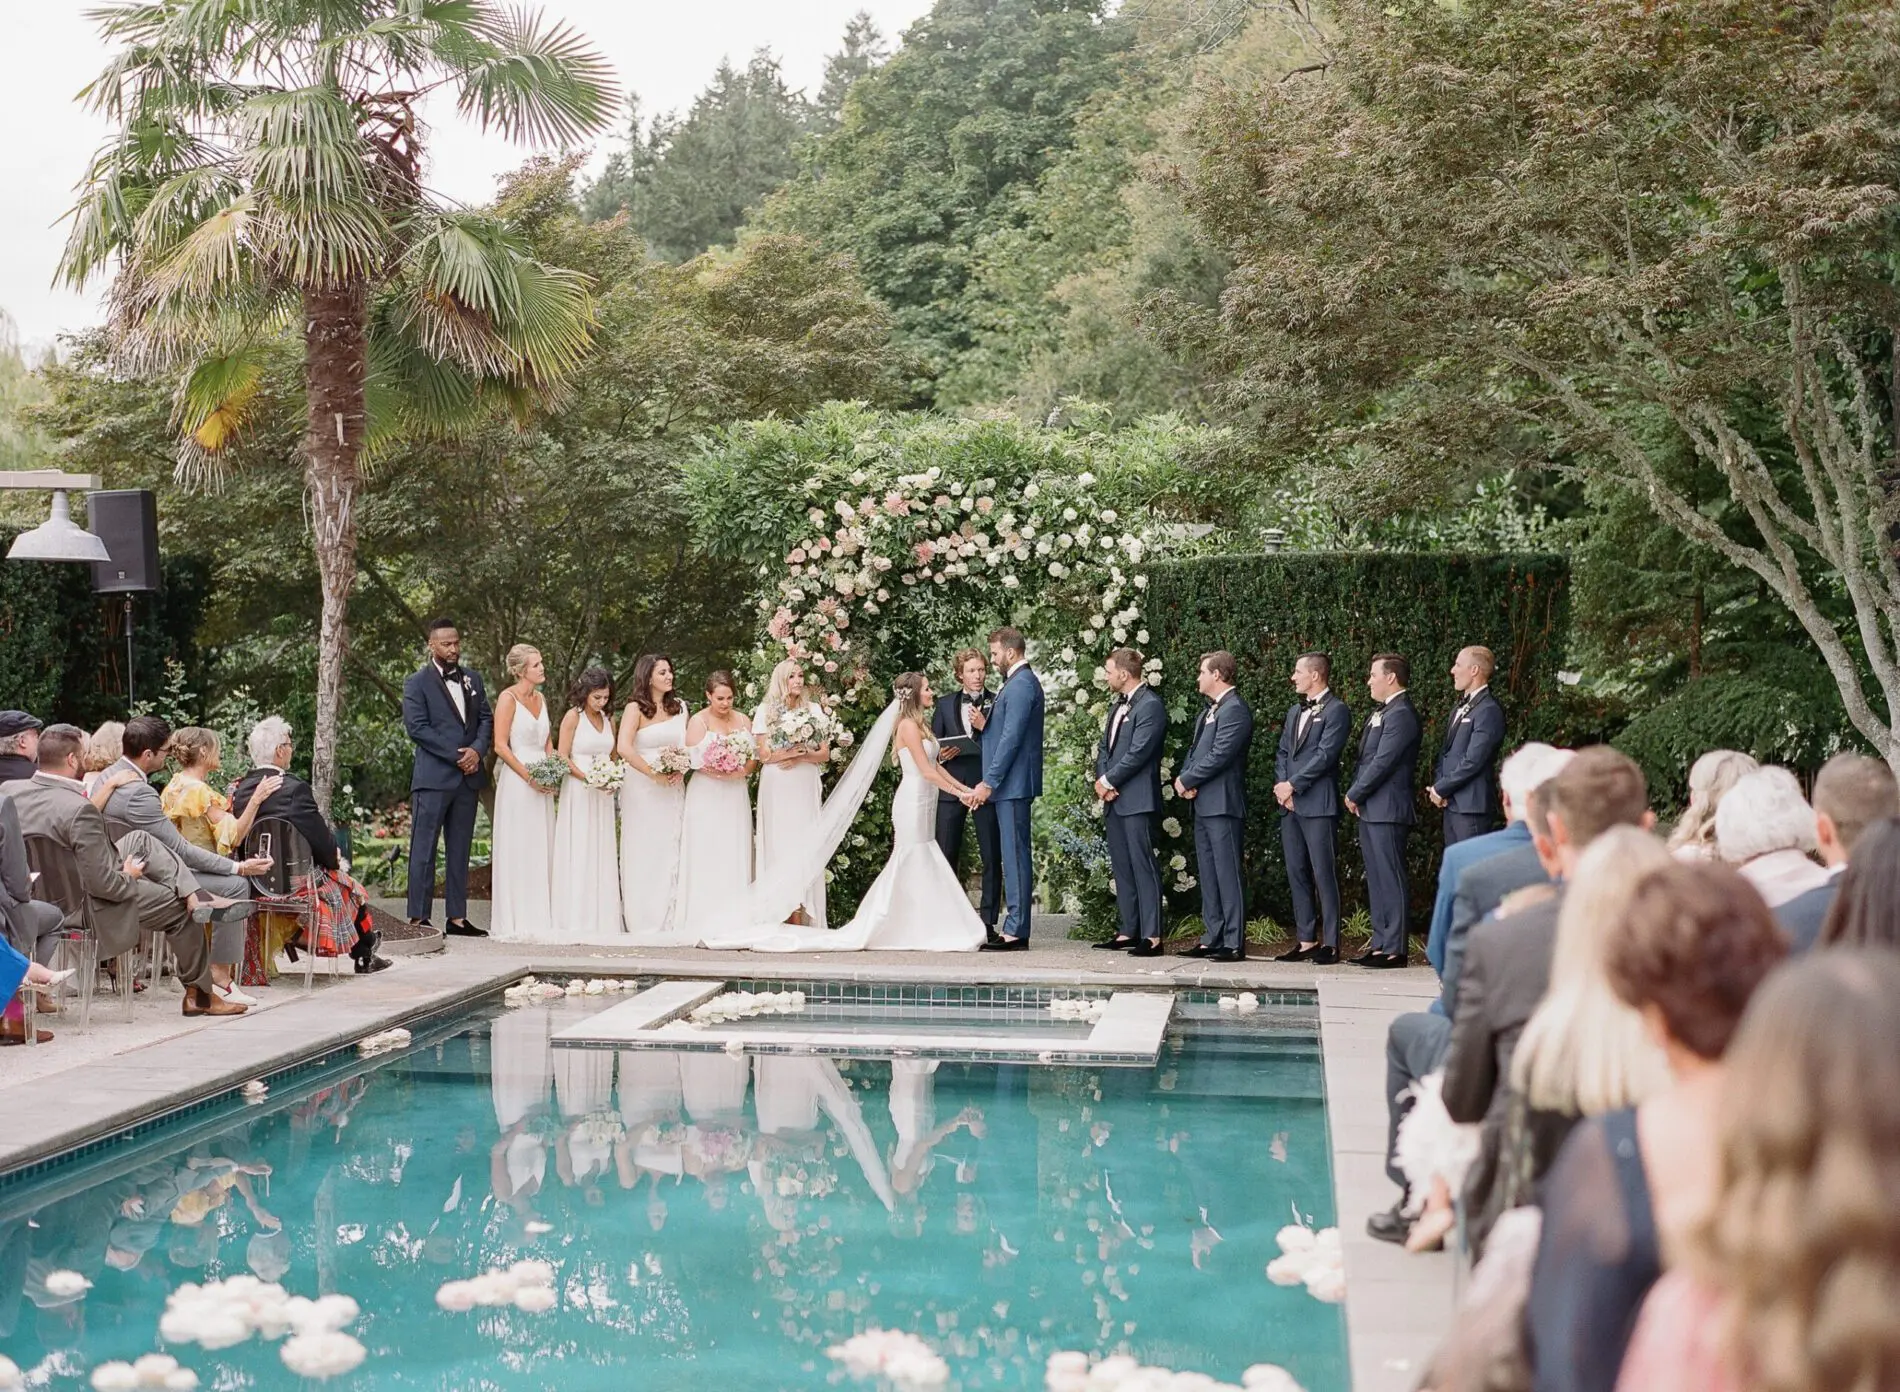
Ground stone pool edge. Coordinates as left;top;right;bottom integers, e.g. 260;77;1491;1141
1;951;1453;1391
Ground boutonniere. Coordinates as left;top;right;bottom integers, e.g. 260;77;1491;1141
1370;713;1384;727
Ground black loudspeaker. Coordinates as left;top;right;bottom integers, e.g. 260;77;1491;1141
88;490;161;594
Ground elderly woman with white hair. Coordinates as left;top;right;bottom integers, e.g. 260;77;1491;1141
230;716;387;973
1667;749;1760;860
1713;765;1832;907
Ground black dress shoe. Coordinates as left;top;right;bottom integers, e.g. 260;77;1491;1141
979;937;1028;952
1093;937;1136;951
1128;939;1162;958
1209;948;1245;963
1366;951;1410;969
1275;942;1321;963
445;919;488;938
1366;1202;1413;1245
1348;951;1390;967
1311;946;1339;966
354;954;393;974
1181;944;1216;958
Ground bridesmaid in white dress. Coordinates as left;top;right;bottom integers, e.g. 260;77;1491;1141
676;669;757;938
616;654;689;940
753;659;831;927
488;644;556;941
551;665;624;940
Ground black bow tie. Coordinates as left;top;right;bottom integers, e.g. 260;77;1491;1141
437;662;463;682
1303;696;1323;711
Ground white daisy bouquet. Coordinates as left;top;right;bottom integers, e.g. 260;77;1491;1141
582;756;628;793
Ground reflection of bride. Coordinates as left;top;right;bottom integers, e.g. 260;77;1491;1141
888;1059;985;1197
701;673;988;953
750;1056;896;1217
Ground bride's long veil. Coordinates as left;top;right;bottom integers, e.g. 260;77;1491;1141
701;701;901;946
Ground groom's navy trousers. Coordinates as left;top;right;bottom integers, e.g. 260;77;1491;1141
994;798;1035;940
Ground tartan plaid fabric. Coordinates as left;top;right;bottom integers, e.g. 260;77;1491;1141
253;867;370;961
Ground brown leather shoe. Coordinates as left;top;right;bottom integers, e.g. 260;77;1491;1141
0;1021;53;1045
183;986;248;1018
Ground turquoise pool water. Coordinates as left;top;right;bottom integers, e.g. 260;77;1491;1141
0;990;1345;1390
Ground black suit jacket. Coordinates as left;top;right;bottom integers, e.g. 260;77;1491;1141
932;687;992;800
1443;891;1562;1126
232;766;339;871
1346;694;1421;824
1433;689;1505;815
1096;685;1166;817
1178;691;1255;819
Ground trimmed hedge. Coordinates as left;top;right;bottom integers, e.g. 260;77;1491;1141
0;525;210;727
1141;552;1569;936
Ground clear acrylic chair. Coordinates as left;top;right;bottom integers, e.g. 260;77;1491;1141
23;834;134;1027
245;817;321;994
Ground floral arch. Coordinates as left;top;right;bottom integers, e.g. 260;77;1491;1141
682;404;1227;921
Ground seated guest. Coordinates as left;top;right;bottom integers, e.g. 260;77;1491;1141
1613;949;1900;1392
104;716;274;1007
0;724;244;1018
1664;749;1758;861
0;712;42;786
231;716;387;974
1442;748;1652;1255
1528;862;1787;1392
1776;752;1898;949
1424;741;1562;973
2;794;74;1043
166;726;290;981
1713;765;1831;907
1817;816;1900;949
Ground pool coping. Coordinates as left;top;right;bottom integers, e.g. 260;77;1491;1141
0;949;1453;1391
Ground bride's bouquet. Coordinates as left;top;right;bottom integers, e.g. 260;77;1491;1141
696;732;755;776
645;746;691;778
581;756;629;793
767;703;841;756
525;756;567;791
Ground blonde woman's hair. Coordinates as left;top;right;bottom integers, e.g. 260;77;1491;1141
892;672;927;761
1691;949;1900;1392
504;644;540;680
85;721;125;773
1511;826;1673;1114
167;726;222;770
763;659;804;711
1669;749;1760;852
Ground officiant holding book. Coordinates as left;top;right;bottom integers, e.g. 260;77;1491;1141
932;648;1001;935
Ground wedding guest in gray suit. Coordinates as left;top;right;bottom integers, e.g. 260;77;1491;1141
1346;654;1422;967
1093;648;1167;956
1273;652;1351;964
0;796;62;968
103;716;271;1006
1177;652;1256;963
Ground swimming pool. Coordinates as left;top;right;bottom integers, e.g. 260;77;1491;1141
0;983;1346;1390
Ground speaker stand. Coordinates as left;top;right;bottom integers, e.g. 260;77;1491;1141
123;594;136;711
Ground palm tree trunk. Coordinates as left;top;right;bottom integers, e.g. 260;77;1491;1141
302;282;368;819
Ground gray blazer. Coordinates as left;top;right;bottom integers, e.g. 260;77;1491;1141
0;795;61;956
2;773;153;957
1441;841;1550;1019
101;757;241;880
1443;892;1562;1127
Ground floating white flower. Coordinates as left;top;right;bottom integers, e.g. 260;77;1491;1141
45;1269;91;1299
356;1028;411;1056
280;1332;366;1380
1170;854;1187;871
828;1329;950;1391
0;1355;18;1392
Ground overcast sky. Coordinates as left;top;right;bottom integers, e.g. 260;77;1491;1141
0;1;934;355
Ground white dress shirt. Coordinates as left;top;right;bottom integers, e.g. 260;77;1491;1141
437;660;467;721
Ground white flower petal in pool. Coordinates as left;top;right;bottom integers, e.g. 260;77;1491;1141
1273;1224;1317;1254
1217;996;1239;1011
91;1363;139;1392
1241;1367;1305;1392
828;1330;950;1391
513;1285;557;1313
434;1281;477;1312
0;1354;19;1391
280;1331;366;1380
1235;993;1259;1013
356;1027;411;1056
44;1268;92;1298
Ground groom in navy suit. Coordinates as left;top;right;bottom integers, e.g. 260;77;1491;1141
403;618;493;936
970;626;1044;951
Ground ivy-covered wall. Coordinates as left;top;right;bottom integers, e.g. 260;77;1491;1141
1089;551;1570;937
0;526;210;727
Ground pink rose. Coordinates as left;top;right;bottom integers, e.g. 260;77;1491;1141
934;495;951;510
824;660;838;673
913;540;936;565
976;496;994;513
787;548;806;564
767;608;794;640
814;537;831;553
826;631;843;650
834;613;850;629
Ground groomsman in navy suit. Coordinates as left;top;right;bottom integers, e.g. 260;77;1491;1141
1346;654;1422;967
932;647;1000;934
1272;652;1351;964
971;626;1044;951
1429;645;1506;846
403;618;493;936
1177;651;1256;963
1092;648;1167;957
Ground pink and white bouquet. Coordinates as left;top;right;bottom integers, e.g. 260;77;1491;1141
767;703;840;756
696;733;755;776
581;756;628;793
645;746;691;778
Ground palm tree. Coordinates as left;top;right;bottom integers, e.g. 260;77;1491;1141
61;1;615;813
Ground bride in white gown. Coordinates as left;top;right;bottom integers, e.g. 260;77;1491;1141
701;672;986;953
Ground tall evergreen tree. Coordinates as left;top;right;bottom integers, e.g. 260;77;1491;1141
814;12;890;130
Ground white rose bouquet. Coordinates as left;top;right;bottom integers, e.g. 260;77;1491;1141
645;746;691;778
768;703;839;756
582;756;629;793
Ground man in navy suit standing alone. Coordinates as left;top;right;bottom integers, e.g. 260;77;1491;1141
1272;652;1351;965
1177;651;1256;963
403;617;493;937
970;626;1044;951
1346;654;1422;967
1092;648;1167;957
1429;645;1506;846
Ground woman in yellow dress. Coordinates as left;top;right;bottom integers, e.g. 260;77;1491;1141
162;727;284;982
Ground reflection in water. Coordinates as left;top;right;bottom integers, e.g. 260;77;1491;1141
0;1001;1345;1390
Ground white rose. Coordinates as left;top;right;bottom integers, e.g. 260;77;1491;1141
850;469;867;486
1133;575;1149;589
1061;647;1076;663
1057;533;1073;549
1090;614;1106;629
1021;524;1036;539
1002;574;1020;589
927;467;941;480
875;588;889;601
1147;673;1162;686
1063;507;1078;522
1137;630;1150;644
1014;547;1029;562
1101;509;1118;523
1170;854;1187;871
1101;536;1115;549
1024;482;1041;499
1037;539;1053;555
1077;472;1096;487
1162;817;1182;836
1112;628;1127;642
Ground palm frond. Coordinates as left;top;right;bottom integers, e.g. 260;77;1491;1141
446;6;616;147
173;345;268;453
142;191;258;302
493;255;595;387
239;86;373;209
